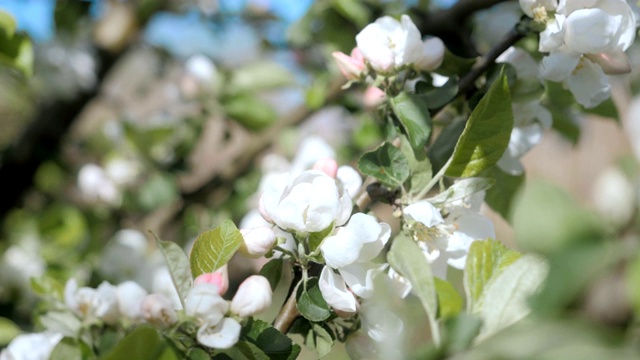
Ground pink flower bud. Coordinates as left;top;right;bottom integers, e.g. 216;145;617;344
312;158;339;178
230;275;272;317
586;51;632;75
239;227;277;258
363;87;386;109
332;48;366;80
194;265;229;295
140;293;178;327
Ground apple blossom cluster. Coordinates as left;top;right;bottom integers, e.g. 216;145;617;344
333;14;445;80
522;0;636;108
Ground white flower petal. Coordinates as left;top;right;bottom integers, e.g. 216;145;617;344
567;57;611;108
340;262;387;298
403;201;444;227
319;267;358;313
197;318;241;349
564;8;622;53
540;52;580;82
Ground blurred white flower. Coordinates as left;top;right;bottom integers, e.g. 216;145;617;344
592;167;636;227
117;281;148;321
78;164;120;205
0;332;63;360
141;293;178;327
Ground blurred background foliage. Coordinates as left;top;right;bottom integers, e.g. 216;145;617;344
2;0;640;359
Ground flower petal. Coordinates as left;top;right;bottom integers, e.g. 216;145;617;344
319;267;358;313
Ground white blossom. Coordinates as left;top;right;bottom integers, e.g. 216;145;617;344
239;227;277;258
260;170;352;233
185;283;228;325
230;275;272;317
538;0;635;107
196;317;241;349
519;0;558;18
356;15;444;73
64;279;119;323
140;293;178;327
117;281;148;320
319;214;390;312
0;332;63;360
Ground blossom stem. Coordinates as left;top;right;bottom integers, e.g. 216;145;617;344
273;280;301;334
415;156;453;200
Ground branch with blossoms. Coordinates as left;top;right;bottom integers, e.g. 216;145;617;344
5;0;640;359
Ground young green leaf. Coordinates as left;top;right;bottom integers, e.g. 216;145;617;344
296;278;332;322
0;32;33;77
101;326;180;360
387;233;438;341
483;165;524;222
390;92;432;150
416;76;459;109
464;239;521;314
258;258;284;291
399;135;433;196
224;94;277;131
0;317;21;346
358;142;410;188
427;177;495;207
478;255;548;340
0;11;17;38
154;236;193;308
227;61;294;94
446;69;514;178
242;318;301;360
434;278;463;319
190;220;244;278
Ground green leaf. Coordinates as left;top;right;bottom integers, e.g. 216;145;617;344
416;76;459;109
441;314;482;354
483;166;524;222
186;348;210;360
464;239;521;314
437;49;475;77
446;70;514;178
0;317;21;346
427;177;494;207
258;258;284;291
387;233;438;328
0;11;17;38
101;326;179;360
50;338;94;360
242;318;301;360
478;255;548;340
235;341;269;360
628;253;640;315
307;323;334;358
228;61;294;94
0;32;33;77
390;92;432;150
332;0;370;28
30;276;65;300
308;223;334;253
154;236;193;308
582;97;618;120
512;180;604;254
434;278;463;319
358;142;410;188
190;220;244;278
296;278;331;322
428;120;466;173
532;242;620;315
38;311;82;338
400;135;433;196
224;94;277;131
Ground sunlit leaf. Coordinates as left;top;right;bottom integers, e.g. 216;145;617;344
446;69;514;178
190;220;243;278
154;235;193;308
391;92;432;150
358;142;410;188
296;278;331;322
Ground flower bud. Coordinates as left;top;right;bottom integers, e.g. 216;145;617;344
185;283;229;325
197;317;241;349
230;275;272;317
332;48;366;80
194;266;229;295
238;227;277;259
362;87;386;109
141;293;178;327
312;158;338;178
586;51;632;75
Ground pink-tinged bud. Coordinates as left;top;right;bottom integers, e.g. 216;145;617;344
230;275;272;317
258;196;273;223
332;48;366;80
586;51;632;75
239;227;277;258
312;158;339;178
140;293;178;327
194;266;229;295
363;87;386;109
